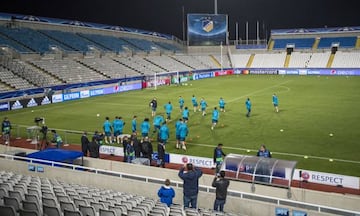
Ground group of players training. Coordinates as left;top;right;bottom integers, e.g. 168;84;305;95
101;93;279;151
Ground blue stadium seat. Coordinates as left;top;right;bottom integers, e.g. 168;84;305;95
39;30;92;52
318;36;357;48
273;38;315;49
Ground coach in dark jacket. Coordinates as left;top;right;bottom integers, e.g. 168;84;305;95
81;132;90;156
88;137;100;158
212;170;230;212
178;163;203;209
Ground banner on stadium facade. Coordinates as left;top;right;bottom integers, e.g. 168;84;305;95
146;78;171;87
63;92;80;101
170;153;214;168
118;83;142;92
293;169;359;189
0;102;9;112
90;89;104;97
52;94;63;103
214;69;234;77
171;76;190;84
249;69;278;75
193;72;213;80
80;90;90;98
10;100;24;110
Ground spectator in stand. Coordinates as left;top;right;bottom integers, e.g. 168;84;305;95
178;163;203;209
1;117;11;145
150;97;158;117
88;136;100;158
141;136;153;163
132;115;137;133
212;170;230;212
141;118;151;138
213;143;226;174
158;179;175;207
81;131;90;156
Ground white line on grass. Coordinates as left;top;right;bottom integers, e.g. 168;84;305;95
227;80;293;104
185;142;360;165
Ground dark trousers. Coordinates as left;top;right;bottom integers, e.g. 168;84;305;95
213;199;226;212
183;195;198;209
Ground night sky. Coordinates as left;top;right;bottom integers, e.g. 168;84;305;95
2;0;359;40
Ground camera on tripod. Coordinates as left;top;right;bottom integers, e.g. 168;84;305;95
34;117;45;125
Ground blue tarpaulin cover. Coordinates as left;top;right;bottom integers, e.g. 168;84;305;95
27;148;83;164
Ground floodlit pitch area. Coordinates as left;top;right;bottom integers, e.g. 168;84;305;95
4;75;360;176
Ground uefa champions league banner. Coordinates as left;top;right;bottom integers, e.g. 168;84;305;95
188;14;228;46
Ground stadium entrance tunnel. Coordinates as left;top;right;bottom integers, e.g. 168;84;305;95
221;153;297;198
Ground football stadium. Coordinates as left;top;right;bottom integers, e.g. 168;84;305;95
0;2;360;216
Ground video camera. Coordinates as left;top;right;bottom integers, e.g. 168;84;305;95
34;117;45;125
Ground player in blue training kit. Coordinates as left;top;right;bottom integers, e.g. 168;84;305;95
178;96;185;112
272;93;279;113
191;95;198;112
219;97;226;112
211;107;219;130
112;116;121;144
200;98;208;116
179;122;189;150
164;101;173;121
159;122;170;145
140;118;151;138
175;118;183;149
131;115;137;133
245;98;252;117
153;115;165;135
103;117;113;144
182;107;190;123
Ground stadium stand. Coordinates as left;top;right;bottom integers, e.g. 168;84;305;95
318;36;357;49
230;54;251;68
0;26;71;54
39;30;94;53
272;38;315;49
145;55;193;72
171;55;214;70
78;33;131;53
306;51;331;68
113;55;164;74
250;52;287;68
79;56;142;78
0;33;31;53
30;59;108;83
0;67;34;90
287;52;312;68
332;51;360;68
0;170;240;216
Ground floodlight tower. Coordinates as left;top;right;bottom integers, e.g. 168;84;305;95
214;0;218;14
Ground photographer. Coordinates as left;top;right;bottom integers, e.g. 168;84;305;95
178;163;203;209
39;124;49;150
212;170;230;212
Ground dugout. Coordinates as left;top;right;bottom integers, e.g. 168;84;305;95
220;153;297;197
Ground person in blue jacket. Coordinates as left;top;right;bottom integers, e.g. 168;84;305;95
179;122;189;150
272;93;279;113
211;107;219;130
131;115;137;133
200;97;208;116
159;122;170;145
164;101;173;121
219;97;226;112
157;179;175;207
178;163;203;209
178;96;185;112
191;95;198;112
182;107;190;123
140;118;150;138
153;115;165;134
175;118;183;149
245;98;252;117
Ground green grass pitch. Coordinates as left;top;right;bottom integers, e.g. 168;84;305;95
3;75;360;176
